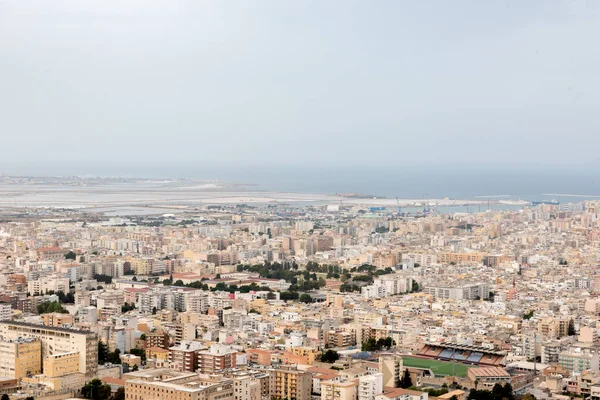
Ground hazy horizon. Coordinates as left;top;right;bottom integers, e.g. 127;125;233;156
2;1;600;171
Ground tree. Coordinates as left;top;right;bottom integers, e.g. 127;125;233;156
2;394;9;400
132;276;138;281
320;350;340;363
81;378;112;400
152;307;157;315
132;364;139;371
450;396;458;400
411;281;420;292
399;369;412;388
111;387;125;400
65;251;76;260
299;294;312;303
37;301;69;314
107;348;122;364
98;341;109;365
568;319;576;336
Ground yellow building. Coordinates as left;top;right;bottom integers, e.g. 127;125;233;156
0;321;98;376
44;352;80;377
321;380;357;400
0;338;42;379
41;313;74;327
290;347;321;365
125;369;234;400
268;366;312;400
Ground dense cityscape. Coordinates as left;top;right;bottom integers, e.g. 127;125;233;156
0;186;596;400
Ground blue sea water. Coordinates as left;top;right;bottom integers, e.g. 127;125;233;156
169;165;600;202
11;164;600;204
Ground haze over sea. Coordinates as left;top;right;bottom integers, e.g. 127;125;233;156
17;164;600;203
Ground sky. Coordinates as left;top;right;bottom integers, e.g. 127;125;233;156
1;0;600;175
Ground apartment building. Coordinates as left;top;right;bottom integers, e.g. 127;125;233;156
379;354;403;388
422;283;490;301
168;341;207;372
559;350;600;373
358;373;384;400
0;321;98;375
268;366;312;400
232;372;261;400
198;344;238;374
125;369;234;400
0;338;42;379
41;312;74;327
322;380;357;400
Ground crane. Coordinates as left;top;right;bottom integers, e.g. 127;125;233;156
395;197;402;215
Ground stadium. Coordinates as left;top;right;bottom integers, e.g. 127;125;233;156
417;343;506;366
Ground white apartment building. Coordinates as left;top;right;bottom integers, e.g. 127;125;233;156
358;373;383;400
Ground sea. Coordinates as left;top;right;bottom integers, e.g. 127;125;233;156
4;165;600;215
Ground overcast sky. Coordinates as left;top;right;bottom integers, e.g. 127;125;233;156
1;1;599;174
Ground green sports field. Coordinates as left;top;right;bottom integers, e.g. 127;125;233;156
401;356;470;377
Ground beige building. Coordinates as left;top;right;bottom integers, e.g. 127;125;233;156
44;352;80;378
322;380;357;400
379;354;403;388
0;321;98;375
125;369;234;400
269;366;312;400
233;372;261;400
41;313;74;327
467;367;511;390
0;338;42;379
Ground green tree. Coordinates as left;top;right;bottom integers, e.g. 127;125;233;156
399;369;412;388
65;251;76;260
37;301;69;314
411;281;420;292
320;350;340;363
152;307;157;315
132;364;139;371
111;387;125;400
98;341;109;365
299;294;312;303
1;394;9;400
81;378;112;400
107;348;122;364
568;319;576;336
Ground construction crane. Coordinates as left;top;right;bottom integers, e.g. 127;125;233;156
395;197;402;215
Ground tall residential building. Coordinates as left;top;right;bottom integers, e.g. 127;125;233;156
232;372;261;400
0;303;11;321
358;373;384;400
168;341;207;372
322;380;357;400
268;366;312;400
198;344;238;374
422;283;490;301
559;350;600;373
0;321;98;375
379;354;403;388
0;338;42;378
